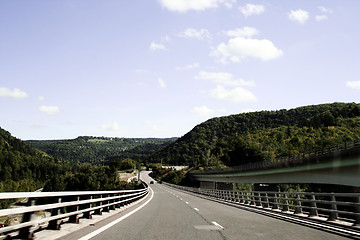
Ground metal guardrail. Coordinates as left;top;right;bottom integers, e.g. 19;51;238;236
0;183;149;239
191;140;360;175
164;182;360;226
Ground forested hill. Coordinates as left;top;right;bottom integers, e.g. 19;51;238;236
26;136;177;165
146;102;360;168
0;127;66;192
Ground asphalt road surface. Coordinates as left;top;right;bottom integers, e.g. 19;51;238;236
61;171;353;240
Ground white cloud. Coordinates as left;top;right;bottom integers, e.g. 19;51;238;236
347;81;360;90
195;71;255;86
239;4;265;17
38;96;46;101
211;37;283;63
149;42;168;51
316;15;328;22
288;9;309;24
318;6;333;14
158;0;233;12
158;78;166;88
0;87;28;99
223;27;259;38
38;105;60;115
191;106;215;116
100;122;119;131
210;85;257;102
161;35;171;42
176;62;200;71
145;120;165;132
178;28;211;40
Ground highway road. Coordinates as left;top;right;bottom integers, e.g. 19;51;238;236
60;172;353;240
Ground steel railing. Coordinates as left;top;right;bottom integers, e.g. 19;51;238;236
164;182;360;226
0;183;149;239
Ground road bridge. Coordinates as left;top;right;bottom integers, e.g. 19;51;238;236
190;141;360;188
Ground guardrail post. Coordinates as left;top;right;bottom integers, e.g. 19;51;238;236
263;193;269;208
103;194;110;212
94;195;103;215
18;199;36;239
309;193;318;217
328;193;338;221
48;197;62;230
69;196;80;223
294;194;302;215
83;195;93;219
239;192;244;204
256;192;262;207
109;194;116;211
250;192;256;206
282;194;289;212
272;193;279;210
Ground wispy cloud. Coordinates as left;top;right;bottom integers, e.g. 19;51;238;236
38;105;60;115
176;62;200;71
158;78;166;88
178;28;212;40
318;6;333;14
100;122;119;131
191;106;215;116
149;42;168;51
145;120;165;132
239;4;265;17
315;15;328;22
158;0;234;13
195;71;255;87
0;87;28;99
288;9;309;24
222;27;259;38
209;85;257;102
211;37;283;63
346;81;360;90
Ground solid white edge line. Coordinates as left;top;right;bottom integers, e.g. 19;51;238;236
78;187;154;240
212;221;224;229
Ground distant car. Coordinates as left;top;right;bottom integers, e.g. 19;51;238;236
150;181;154;184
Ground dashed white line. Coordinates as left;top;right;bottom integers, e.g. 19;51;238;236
194;208;199;211
212;221;224;229
185;202;189;204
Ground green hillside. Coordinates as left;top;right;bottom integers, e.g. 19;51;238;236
0;128;143;208
0;127;67;193
27;136;177;165
147;102;360;169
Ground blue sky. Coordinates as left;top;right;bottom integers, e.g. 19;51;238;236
1;0;360;140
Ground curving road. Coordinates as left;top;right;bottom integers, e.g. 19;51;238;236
60;171;352;240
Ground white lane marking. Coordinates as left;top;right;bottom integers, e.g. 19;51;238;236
180;198;182;200
194;208;199;211
185;202;189;204
78;187;154;240
212;221;224;229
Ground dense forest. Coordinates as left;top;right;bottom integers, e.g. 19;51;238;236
147;102;360;169
0;127;68;193
27;136;176;165
0;128;143;208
